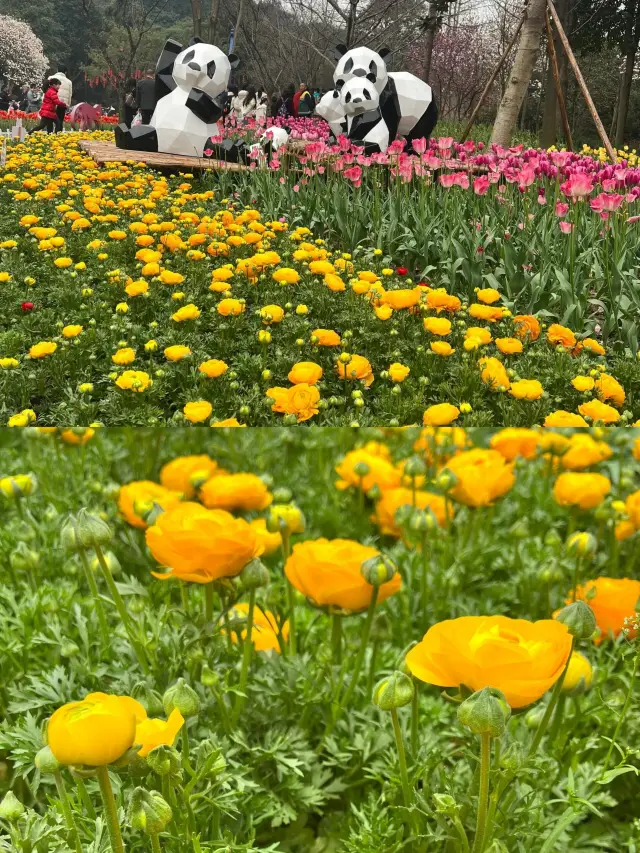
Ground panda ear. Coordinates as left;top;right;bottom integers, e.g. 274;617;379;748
228;53;240;69
333;43;348;59
188;36;204;46
377;46;391;60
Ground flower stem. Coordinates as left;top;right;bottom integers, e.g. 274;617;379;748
181;724;196;777
150;833;162;853
472;733;491;853
411;685;419;757
54;770;83;853
331;612;342;665
96;766;125;853
282;531;296;654
93;543;150;674
390;708;414;818
337;587;379;713
601;651;639;778
528;639;574;758
570;556;582;602
233;588;256;724
77;547;110;649
204;584;214;622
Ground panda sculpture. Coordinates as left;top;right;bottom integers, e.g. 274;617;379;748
330;44;438;154
115;37;239;157
316;90;347;140
207;125;290;165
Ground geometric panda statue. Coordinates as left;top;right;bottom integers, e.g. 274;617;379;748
115;37;239;157
327;44;438;154
316;90;348;141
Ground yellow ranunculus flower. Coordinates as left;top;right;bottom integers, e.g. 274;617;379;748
135;709;184;757
423;403;460;426
288;361;323;385
561;651;592;694
200;472;272;512
442;448;515;507
249;518;282;555
118;480;182;529
183;400;213;423
490;428;540;461
553;472;611;510
372;487;448;537
406;616;572;708
225;603;289;653
48;692;146;766
62;325;83;339
160;454;221;497
29;341;57;359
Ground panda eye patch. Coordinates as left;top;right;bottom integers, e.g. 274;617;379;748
368;61;377;75
363;88;370;99
207;60;216;77
183;49;196;63
366;73;376;83
344;58;353;73
335;79;344;90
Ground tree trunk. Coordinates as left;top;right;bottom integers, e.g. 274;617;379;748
191;0;202;38
345;0;358;48
208;0;220;43
615;0;640;148
234;0;245;50
541;0;572;147
422;3;438;80
491;0;547;147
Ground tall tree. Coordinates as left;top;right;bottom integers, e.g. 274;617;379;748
615;0;640;147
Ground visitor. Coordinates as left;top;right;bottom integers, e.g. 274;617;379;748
256;88;268;123
51;65;73;131
275;84;295;118
240;86;257;121
0;87;10;110
223;86;237;119
124;78;137;127
231;88;246;121
313;87;321;104
293;82;314;118
30;78;67;134
26;85;42;113
136;70;156;124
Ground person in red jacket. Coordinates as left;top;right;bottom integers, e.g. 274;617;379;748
30;79;67;134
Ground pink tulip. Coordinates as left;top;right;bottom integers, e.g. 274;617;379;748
560;172;594;200
559;221;573;233
473;175;489;195
555;202;569;217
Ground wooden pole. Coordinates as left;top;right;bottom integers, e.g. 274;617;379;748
547;0;617;161
545;8;573;150
460;6;528;143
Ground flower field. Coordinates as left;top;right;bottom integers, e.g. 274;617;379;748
1;129;640;426
0;426;639;853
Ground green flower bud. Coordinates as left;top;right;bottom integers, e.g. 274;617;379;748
0;473;37;499
133;500;164;527
145;745;181;777
408;508;438;534
353;461;370;478
403;456;426;478
272;487;292;503
525;704;546;730
499;742;524;772
361;553;397;586
35;746;61;774
61;509;112;552
0;792;25;822
90;551;121;575
266;503;305;534
128;787;172;834
435;469;457;491
200;665;219;687
372;671;415;710
433;793;458;816
554;601;597;640
163;679;200;718
394;503;414;527
544;530;562;548
509;519;529;539
366;484;381;501
457;687;511;737
10;541;40;572
566;532;597;559
240;558;270;590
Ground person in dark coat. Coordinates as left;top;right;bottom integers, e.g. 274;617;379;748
275;84;295;118
124;78;137;127
136;70;156;123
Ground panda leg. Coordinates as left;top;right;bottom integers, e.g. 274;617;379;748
115;123;158;153
405;99;439;152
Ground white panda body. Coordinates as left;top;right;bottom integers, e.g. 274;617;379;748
316;90;347;137
248;127;289;158
333;46;388;95
388;72;434;138
151;42;232;157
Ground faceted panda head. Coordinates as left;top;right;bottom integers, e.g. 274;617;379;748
340;77;380;116
172;41;235;98
316;89;346;125
333;45;390;97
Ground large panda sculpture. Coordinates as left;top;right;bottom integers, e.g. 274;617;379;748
316;90;347;140
327;45;438;154
115;37;239;157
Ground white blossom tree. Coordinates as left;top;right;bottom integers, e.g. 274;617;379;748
0;15;48;86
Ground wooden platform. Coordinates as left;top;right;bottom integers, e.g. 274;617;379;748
78;139;252;172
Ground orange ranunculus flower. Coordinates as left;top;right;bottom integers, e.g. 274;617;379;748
406;616;572;708
594;373;625;408
468;303;504;322
547;324;576;349
199;472;272;512
226;603;289;653
288;361;323;385
382;288;421;309
311;328;341;346
560;434;612;470
267;384;321;422
578;399;620;424
48;692;146;766
372;487;449;537
335;449;402;493
476;287;501;304
135;709;184;758
146;502;263;583
625;490;640;528
159;454;223;498
633;438;640;462
543;410;588;427
249;518;282;555
490;428;540;461
478;357;510;391
553;472;611;510
217;298;245;316
466;327;492;345
615;519;636;541
285;538;401;611
426;289;462;313
118;480;182;529
509;379;544;401
337;354;374;386
495;337;523;355
423;317;452;336
570;578;640;642
513;314;540;341
572;375;595;392
423;403;460;426
442;448;515;507
414;427;470;463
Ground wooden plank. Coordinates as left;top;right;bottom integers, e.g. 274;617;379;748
77;139;252;172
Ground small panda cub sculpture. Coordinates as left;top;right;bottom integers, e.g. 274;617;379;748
115;37;239;157
330;45;438;154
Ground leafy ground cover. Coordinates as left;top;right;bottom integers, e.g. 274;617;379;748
0;426;639;853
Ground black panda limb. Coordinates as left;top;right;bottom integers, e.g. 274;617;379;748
405;98;439;152
186;89;225;124
155;39;182;100
115;123;158;152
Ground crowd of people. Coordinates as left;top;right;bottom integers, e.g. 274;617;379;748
1;66;74;134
